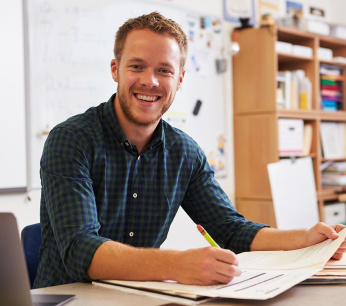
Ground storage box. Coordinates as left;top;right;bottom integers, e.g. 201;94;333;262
275;41;293;54
278;119;304;157
331;25;346;40
318;47;333;61
303;20;330;36
292;45;313;58
324;202;346;225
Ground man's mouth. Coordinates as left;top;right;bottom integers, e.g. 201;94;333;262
135;93;160;102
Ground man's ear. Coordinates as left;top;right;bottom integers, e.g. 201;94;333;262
110;59;118;82
177;68;186;90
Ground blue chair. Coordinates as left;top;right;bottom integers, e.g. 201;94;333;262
21;223;41;288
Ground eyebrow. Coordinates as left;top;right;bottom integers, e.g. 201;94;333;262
127;57;175;70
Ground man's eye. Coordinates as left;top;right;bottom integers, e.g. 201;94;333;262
160;69;172;74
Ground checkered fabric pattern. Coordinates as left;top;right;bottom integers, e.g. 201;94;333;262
34;94;268;288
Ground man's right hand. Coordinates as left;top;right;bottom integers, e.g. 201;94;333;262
171;246;241;285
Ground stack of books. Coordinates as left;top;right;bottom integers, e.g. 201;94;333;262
320;63;344;111
322;162;346;191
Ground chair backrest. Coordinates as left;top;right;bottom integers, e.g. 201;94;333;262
21;223;42;288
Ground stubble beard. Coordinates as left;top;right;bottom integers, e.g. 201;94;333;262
117;86;174;127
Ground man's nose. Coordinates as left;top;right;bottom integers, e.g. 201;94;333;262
139;69;159;87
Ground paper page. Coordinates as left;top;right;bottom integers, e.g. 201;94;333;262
99;268;318;300
205;269;318;300
325;256;346;268
238;228;346;270
99;279;221;298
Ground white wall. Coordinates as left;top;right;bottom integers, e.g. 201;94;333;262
0;0;40;232
0;0;236;248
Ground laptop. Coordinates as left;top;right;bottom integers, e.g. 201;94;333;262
0;213;74;306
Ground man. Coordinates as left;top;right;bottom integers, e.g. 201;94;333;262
34;12;346;288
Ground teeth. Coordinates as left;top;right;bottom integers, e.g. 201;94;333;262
136;94;159;102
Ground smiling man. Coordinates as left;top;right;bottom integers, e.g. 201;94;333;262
34;12;346;289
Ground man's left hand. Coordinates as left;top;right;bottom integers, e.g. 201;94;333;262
306;222;346;260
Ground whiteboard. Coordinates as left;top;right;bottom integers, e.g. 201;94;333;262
267;157;320;230
0;0;27;191
24;0;227;189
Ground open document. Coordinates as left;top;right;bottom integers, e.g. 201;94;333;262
94;228;346;300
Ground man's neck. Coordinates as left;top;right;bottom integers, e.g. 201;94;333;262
113;98;158;154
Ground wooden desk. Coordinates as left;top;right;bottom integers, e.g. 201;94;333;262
32;282;346;306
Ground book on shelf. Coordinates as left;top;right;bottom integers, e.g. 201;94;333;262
322;172;346;186
320;122;346;159
322;162;346;190
93;229;346;301
276;71;291;109
320;63;344;111
303;123;313;155
276;70;311;110
323;161;346;174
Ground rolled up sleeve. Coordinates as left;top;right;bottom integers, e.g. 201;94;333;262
39;127;110;283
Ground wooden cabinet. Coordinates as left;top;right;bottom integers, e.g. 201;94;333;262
232;26;346;227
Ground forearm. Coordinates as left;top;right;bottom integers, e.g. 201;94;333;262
87;241;179;281
250;227;309;251
87;240;241;285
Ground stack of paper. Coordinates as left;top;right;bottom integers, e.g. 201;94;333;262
94;229;346;301
303;256;346;284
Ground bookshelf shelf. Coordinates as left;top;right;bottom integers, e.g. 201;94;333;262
278;53;314;63
319;60;346;67
233;25;346;227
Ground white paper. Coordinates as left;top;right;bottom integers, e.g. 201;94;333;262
267;157;320;230
238;228;346;270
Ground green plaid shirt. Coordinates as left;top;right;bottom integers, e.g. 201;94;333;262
34;94;267;288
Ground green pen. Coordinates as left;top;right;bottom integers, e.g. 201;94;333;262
197;224;220;248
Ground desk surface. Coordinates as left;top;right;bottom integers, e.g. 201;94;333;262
32;282;346;306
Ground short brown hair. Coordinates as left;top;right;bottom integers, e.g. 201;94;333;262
114;12;188;70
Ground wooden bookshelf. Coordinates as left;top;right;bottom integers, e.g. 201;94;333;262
232;25;346;227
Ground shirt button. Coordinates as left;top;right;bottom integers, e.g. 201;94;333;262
138;156;140;160
133;193;137;198
125;142;129;147
129;232;134;237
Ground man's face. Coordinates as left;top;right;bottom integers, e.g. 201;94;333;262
111;29;185;127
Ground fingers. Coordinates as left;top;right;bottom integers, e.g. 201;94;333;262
332;252;344;260
332;223;346;234
313;222;339;239
214;247;239;265
202;247;241;284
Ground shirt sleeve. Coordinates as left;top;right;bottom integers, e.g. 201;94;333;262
40;126;110;282
181;145;269;254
